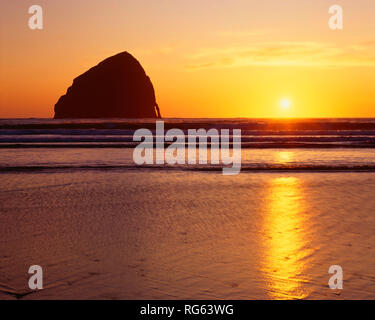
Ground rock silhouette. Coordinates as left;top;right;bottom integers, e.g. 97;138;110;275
54;52;161;119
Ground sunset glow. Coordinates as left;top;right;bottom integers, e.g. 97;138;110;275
1;0;375;118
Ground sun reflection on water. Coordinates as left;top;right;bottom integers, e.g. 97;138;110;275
262;176;311;299
275;151;294;164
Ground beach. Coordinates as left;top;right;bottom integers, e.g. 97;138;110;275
1;169;375;299
1;118;375;299
2;0;375;306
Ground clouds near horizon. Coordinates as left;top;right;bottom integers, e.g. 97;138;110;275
187;40;375;69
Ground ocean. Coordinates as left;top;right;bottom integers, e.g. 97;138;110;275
1;118;375;299
1;118;375;171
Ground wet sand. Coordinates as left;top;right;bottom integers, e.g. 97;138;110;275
1;170;375;299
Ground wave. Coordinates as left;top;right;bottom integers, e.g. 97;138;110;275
1;142;375;149
1;118;375;131
1;135;375;143
2;163;375;173
3;129;375;136
2;118;375;148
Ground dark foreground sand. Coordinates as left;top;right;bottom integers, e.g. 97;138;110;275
1;170;375;299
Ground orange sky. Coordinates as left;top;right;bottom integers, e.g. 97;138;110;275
1;0;375;118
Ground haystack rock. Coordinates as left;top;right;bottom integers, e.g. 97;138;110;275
54;51;161;119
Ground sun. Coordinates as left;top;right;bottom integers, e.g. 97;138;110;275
280;98;291;110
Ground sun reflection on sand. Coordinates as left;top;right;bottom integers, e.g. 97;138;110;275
262;176;311;299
